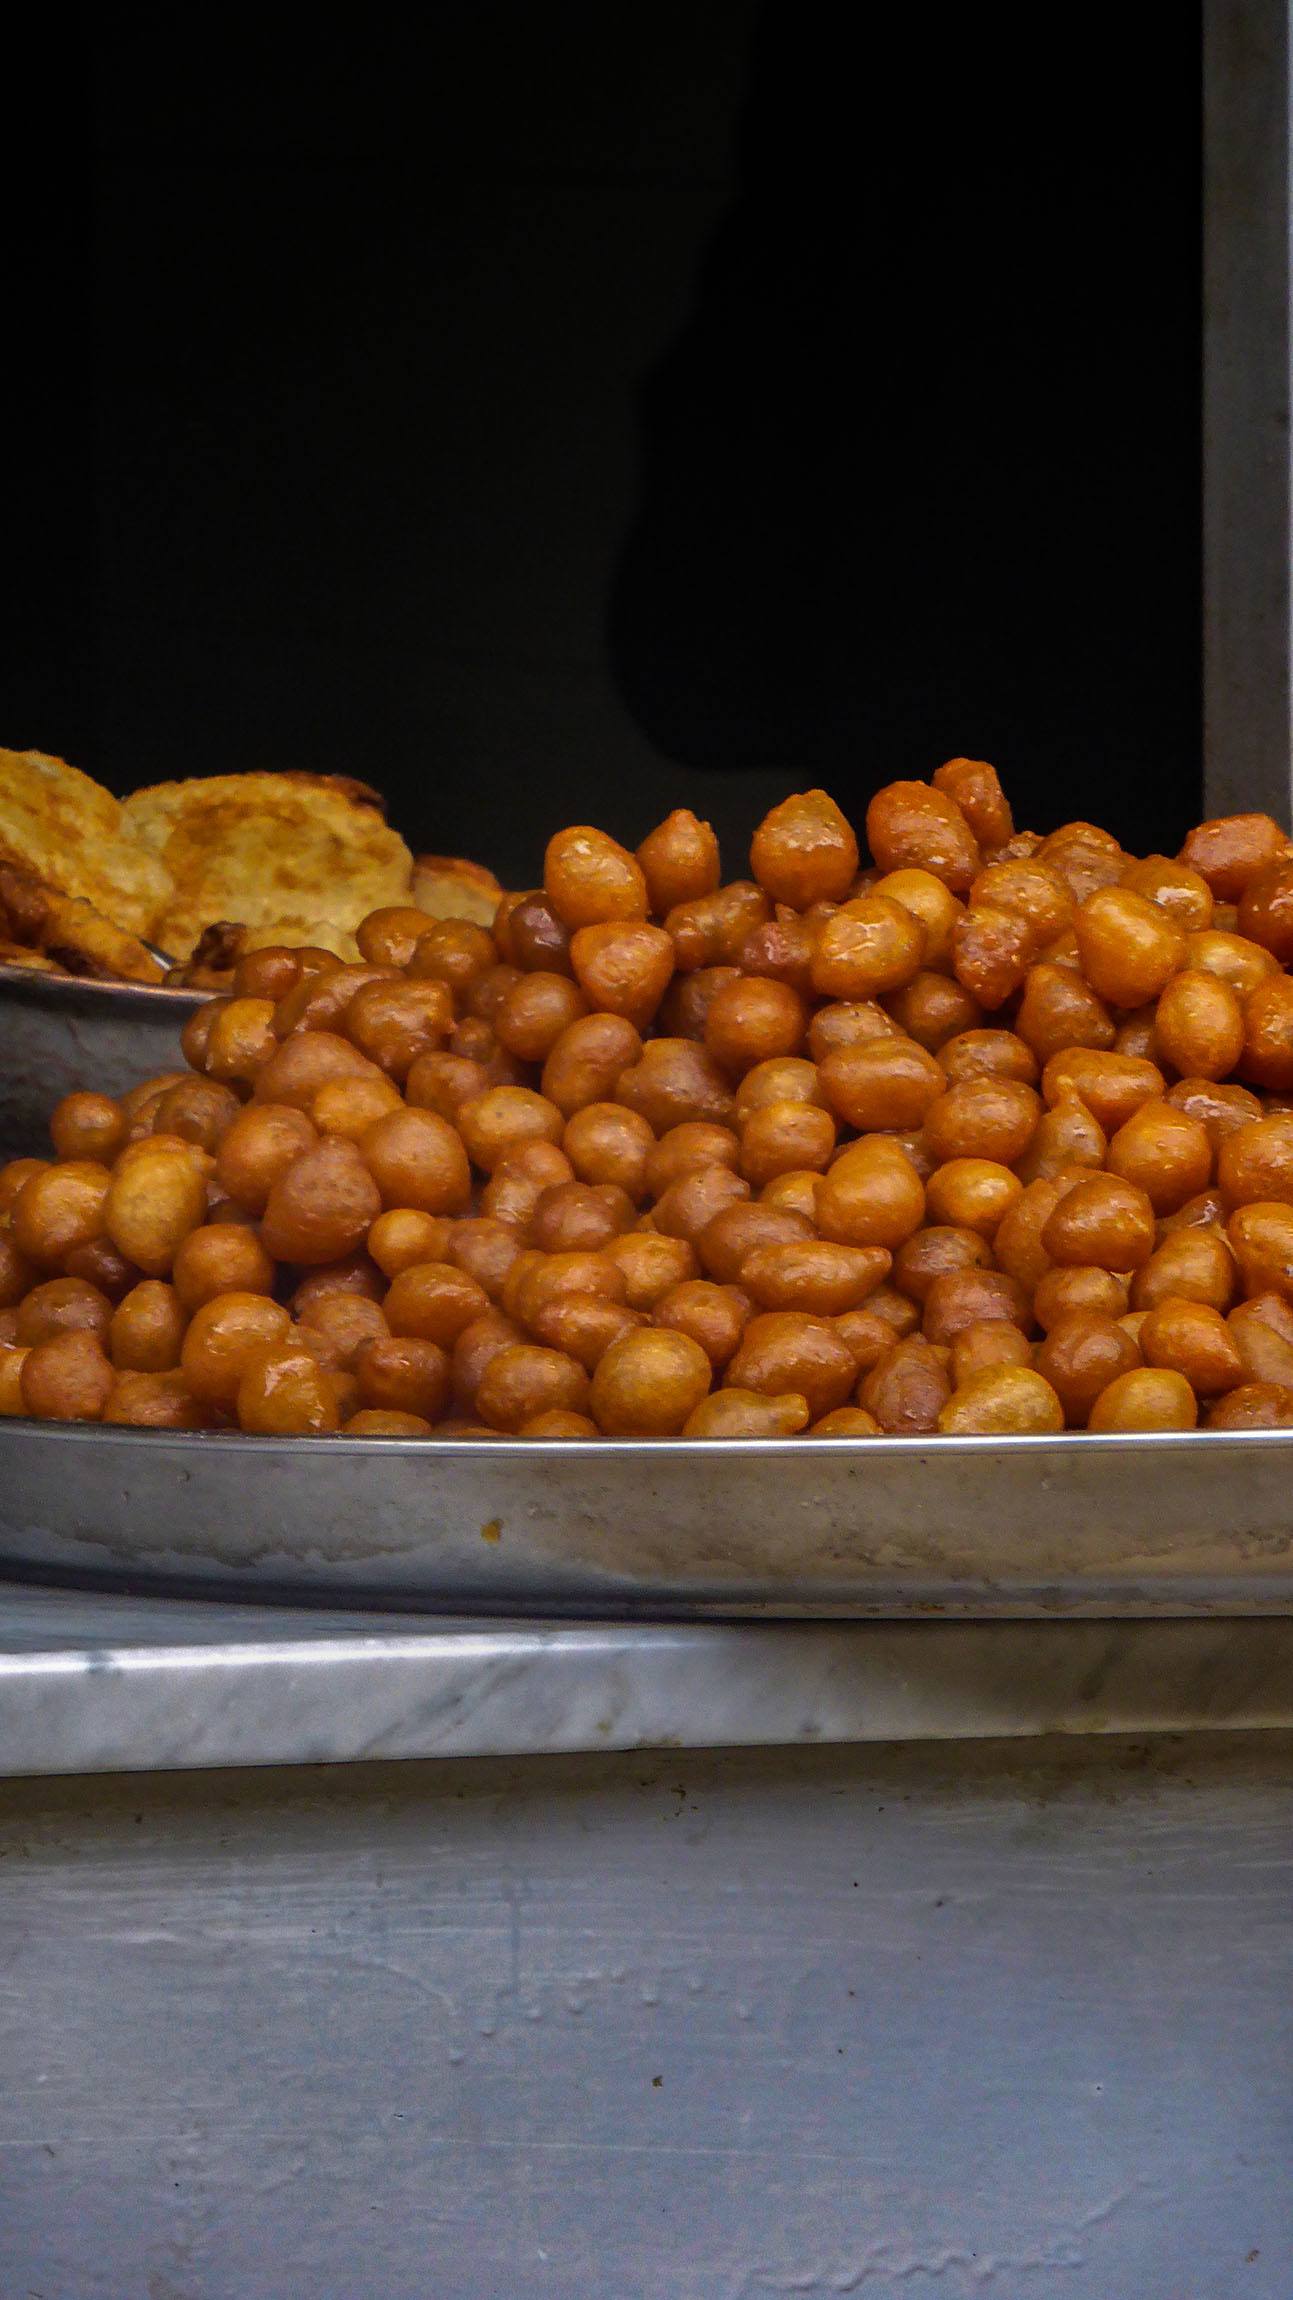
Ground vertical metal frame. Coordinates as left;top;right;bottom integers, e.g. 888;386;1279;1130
1204;0;1293;820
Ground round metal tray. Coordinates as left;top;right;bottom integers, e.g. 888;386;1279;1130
2;1419;1292;1618
0;964;210;1158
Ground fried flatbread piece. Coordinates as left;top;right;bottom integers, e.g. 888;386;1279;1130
121;774;414;958
166;913;362;977
239;917;363;962
412;852;504;927
0;749;172;939
0;861;51;946
40;896;166;983
163;919;248;990
0;862;164;983
276;771;387;814
0;938;64;974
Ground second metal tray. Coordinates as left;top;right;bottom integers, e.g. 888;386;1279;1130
0;966;209;1159
2;1420;1292;1617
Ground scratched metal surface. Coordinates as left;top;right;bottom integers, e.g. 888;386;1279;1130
0;1734;1289;2298
6;1419;1293;1618
0;964;206;1159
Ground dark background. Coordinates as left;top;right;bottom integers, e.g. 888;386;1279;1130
3;4;1201;888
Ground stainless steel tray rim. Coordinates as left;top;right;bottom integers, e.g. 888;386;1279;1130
0;962;211;1014
6;1417;1291;1618
2;1416;1292;1461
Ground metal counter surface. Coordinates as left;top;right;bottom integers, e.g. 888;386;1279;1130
2;1589;1291;2299
2;1730;1291;2299
2;1581;1293;1775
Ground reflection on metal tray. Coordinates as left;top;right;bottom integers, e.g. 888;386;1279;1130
0;965;210;1158
3;1420;1292;1618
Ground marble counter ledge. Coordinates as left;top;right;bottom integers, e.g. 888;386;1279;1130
0;1582;1291;1777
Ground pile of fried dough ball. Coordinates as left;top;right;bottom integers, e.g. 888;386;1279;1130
7;761;1293;1441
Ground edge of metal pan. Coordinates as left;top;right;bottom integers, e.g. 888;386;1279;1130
3;1419;1292;1618
0;965;211;1158
0;962;211;1015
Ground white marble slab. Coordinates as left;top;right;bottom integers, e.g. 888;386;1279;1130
1;1582;1291;1776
